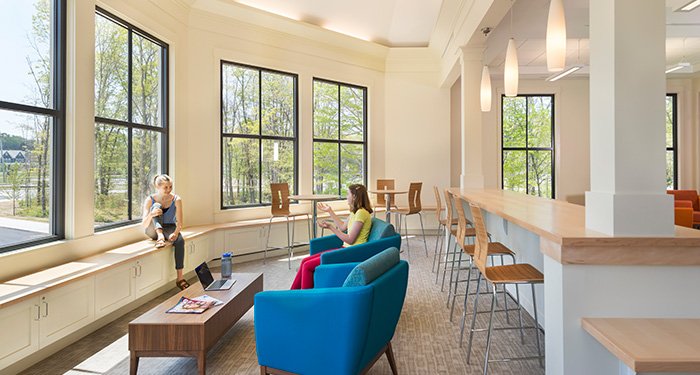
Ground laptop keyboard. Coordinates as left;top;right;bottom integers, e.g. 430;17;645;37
209;280;226;289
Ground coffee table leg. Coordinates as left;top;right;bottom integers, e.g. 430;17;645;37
130;351;139;375
198;351;206;375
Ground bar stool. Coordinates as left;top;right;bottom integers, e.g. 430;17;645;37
264;183;311;269
437;189;467;289
372;178;396;218
465;202;544;374
432;186;459;273
389;182;428;262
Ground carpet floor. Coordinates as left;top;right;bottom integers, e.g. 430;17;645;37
20;235;545;375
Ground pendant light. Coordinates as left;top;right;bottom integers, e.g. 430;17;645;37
480;65;492;111
504;2;519;97
546;0;566;72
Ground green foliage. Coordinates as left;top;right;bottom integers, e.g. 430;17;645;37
0;134;31;150
665;95;675;189
0;163;28;216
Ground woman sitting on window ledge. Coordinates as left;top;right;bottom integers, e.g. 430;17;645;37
290;183;373;290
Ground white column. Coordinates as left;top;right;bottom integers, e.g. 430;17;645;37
585;0;673;236
459;46;486;189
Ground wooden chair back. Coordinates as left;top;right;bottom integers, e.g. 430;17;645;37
443;188;454;225
433;186;443;222
406;182;422;214
453;194;468;248
270;183;290;216
376;179;395;205
468;202;490;274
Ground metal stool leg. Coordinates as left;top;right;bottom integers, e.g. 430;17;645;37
432;223;443;272
418;212;428;256
532;284;543;367
482;284;498;375
441;234;455;291
466;273;483;364
459;258;475;347
286;217;292;269
264;217;273;264
449;250;463;315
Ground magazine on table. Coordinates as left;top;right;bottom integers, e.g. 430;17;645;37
166;296;215;314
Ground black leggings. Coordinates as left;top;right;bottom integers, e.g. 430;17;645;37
145;221;185;270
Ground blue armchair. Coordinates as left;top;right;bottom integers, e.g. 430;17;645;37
309;217;401;265
255;248;409;375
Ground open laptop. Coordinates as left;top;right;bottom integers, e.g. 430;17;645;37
195;261;236;291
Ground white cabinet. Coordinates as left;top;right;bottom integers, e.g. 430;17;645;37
186;234;210;269
224;227;263;256
0;298;39;369
39;277;94;347
134;251;166;298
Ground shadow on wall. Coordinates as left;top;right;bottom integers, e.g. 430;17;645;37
566;194;585;206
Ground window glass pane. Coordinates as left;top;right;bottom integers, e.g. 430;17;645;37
503;150;526;194
222;64;259;135
132;33;161;127
666;150;674;190
527;96;552;148
666;96;674;149
341;144;363;192
527;150;552;198
340;86;363;141
313;81;339;140
0;110;53;246
261;72;294;137
131;129;162;218
314;143;339;195
261;139;294;203
222;137;259;205
94;14;128;121
0;0;53;108
94;123;128;226
502;96;526;148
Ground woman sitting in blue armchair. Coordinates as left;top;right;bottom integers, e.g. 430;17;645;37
290;183;373;289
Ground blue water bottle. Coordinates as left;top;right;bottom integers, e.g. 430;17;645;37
221;252;232;278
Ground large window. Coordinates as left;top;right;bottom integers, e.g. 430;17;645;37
0;0;65;251
221;62;298;207
665;94;677;190
94;8;168;229
313;79;367;195
502;95;554;198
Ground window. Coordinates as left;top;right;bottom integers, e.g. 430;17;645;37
665;94;677;190
502;95;554;198
0;0;65;251
221;61;298;207
94;8;168;229
312;79;367;195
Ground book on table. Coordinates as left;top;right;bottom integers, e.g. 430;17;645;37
166;296;215;314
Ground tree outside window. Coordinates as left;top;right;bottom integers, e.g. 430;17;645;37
313;79;366;196
502;95;554;198
0;0;65;251
221;62;298;207
94;8;168;229
665;94;677;190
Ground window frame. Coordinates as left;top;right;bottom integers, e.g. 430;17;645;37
94;7;169;231
311;78;368;197
0;0;66;253
666;93;678;190
219;60;299;209
500;94;556;199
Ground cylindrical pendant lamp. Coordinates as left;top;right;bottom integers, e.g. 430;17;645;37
480;65;492;112
546;0;566;72
504;38;519;97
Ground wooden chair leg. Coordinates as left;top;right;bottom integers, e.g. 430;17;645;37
260;366;268;375
386;341;398;375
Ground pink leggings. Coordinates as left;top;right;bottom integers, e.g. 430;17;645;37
290;248;339;290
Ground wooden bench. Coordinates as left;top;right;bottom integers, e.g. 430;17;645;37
582;318;700;373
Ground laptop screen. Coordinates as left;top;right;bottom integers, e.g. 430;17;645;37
195;262;214;289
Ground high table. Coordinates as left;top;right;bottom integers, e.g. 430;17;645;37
368;189;407;222
447;188;700;375
288;194;340;238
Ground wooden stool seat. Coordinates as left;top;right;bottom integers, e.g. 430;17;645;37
440;217;460;226
462;242;515;256
484;264;544;284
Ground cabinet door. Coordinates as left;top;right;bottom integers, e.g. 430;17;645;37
94;263;135;319
224;227;261;256
189;235;210;268
0;298;39;369
39;277;94;348
135;251;166;298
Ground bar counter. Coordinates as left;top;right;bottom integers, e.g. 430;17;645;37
446;188;700;375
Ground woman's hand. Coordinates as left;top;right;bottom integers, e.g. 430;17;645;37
316;219;330;229
151;207;163;217
168;232;178;242
317;202;332;212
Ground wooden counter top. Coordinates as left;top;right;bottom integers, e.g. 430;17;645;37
582;318;700;372
449;188;700;265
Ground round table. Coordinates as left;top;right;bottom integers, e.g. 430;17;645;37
368;189;408;222
288;194;341;238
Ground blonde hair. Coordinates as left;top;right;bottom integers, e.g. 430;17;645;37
153;174;172;188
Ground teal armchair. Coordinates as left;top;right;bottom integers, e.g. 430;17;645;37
309;217;401;265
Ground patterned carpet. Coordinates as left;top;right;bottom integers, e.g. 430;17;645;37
20;235;545;375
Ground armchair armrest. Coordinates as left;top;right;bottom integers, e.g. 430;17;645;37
314;263;360;288
320;235;401;265
309;235;344;255
254;288;372;374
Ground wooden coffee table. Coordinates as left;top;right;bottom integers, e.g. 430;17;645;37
129;272;263;375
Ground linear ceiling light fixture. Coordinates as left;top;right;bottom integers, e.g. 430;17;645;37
546;64;584;81
546;0;566;71
679;0;700;11
504;2;519;97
